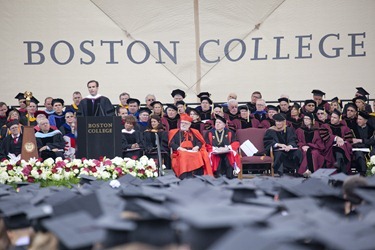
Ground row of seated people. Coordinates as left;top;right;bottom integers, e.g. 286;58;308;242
1;101;374;178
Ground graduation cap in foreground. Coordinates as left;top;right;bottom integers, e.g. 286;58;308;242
43;211;105;250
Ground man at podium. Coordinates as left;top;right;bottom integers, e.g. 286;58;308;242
77;80;115;117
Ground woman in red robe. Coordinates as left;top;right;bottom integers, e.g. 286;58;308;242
296;112;326;177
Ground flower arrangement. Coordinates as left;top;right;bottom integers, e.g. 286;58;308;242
0;156;162;187
366;155;375;176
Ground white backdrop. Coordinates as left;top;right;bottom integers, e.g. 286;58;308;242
0;0;374;106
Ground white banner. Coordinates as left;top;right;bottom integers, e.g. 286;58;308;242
0;0;374;107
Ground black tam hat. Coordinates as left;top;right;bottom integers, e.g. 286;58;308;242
171;89;186;98
311;89;326;97
52;98;64;106
273;113;286;121
7;119;19;128
215;115;227;124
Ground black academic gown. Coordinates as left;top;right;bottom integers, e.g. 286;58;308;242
143;129;170;168
77;96;115;116
352;124;375;174
35;129;65;160
0;134;23;159
122;130;144;159
263;127;302;175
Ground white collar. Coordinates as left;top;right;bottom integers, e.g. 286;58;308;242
86;94;102;99
122;129;135;134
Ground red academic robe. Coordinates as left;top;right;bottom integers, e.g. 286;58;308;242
296;127;326;174
168;128;213;177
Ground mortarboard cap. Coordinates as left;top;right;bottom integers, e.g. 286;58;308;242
15;92;26;100
78;174;96;185
127;98;140;106
302;112;314;121
272;113;286;122
166;104;178;112
171;89;186;98
330;97;342;108
278;97;290;104
214;114;226;124
310;168;337;179
352;95;367;103
43;211;105;250
35;110;48;118
354;187;375;205
150;100;163;107
304;99;316;106
266;105;279;112
356;87;369;96
227;185;257;203
197;92;211;98
213;103;222;109
51;98;64;106
312;89;326;97
328;173;351;187
200;97;213;105
358;111;370;120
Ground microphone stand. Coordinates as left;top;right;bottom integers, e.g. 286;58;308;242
154;132;164;176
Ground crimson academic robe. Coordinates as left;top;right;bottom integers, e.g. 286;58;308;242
168;128;213;178
320;123;353;173
161;115;180;132
205;128;240;178
296;127;325;174
77;96;115;116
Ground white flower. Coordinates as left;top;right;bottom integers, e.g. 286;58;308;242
125;159;136;168
28;157;39;165
0;171;9;184
147;158;156;168
40;172;48;180
52;173;62;181
44;158;55;167
112;157;124;166
55;157;63;163
153;171;158;178
139;155;148;166
371;166;375;175
370;155;375;165
109;179;121;188
31;169;40;179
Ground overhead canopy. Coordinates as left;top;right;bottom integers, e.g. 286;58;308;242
0;0;374;106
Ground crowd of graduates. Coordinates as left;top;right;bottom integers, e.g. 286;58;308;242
1;82;375;179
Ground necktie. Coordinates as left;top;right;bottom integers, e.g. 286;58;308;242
13;136;18;144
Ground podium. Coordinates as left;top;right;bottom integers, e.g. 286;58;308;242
76;116;122;159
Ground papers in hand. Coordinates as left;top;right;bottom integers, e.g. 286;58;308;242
240;140;258;156
212;147;231;154
352;148;370;153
